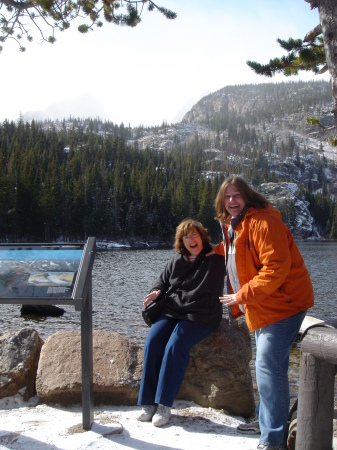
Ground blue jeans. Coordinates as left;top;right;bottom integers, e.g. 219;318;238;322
255;311;307;448
138;316;213;407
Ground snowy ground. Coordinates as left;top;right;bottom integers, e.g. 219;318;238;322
0;393;336;450
0;394;261;450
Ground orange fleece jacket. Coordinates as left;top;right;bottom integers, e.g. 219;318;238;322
213;205;314;332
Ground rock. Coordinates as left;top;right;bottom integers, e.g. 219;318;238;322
36;320;254;418
20;305;65;317
36;330;143;405
0;328;43;400
178;318;255;418
259;182;315;239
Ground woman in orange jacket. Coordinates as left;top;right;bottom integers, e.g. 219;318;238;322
211;176;314;450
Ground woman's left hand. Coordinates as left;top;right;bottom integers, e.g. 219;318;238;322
219;293;238;306
143;290;161;307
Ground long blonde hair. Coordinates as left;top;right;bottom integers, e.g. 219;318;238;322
174;218;210;253
215;177;268;224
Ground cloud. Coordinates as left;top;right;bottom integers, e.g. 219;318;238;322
0;1;328;127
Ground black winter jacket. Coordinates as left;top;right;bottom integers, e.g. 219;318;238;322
150;243;226;330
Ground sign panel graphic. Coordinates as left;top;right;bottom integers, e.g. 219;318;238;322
0;245;84;298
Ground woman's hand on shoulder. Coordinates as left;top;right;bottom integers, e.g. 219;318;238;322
143;290;161;307
206;242;223;257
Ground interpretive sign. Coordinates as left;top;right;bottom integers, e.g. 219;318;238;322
0;245;83;299
0;238;96;430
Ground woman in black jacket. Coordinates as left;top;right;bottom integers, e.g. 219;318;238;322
137;218;226;427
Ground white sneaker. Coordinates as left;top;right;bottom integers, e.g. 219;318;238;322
137;405;157;421
152;404;171;427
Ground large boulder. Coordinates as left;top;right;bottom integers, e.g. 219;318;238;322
178;317;255;418
0;327;43;400
36;319;254;418
36;330;143;405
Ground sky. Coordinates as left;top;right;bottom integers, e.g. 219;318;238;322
0;0;331;127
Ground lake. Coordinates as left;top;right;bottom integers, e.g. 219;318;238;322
2;241;334;342
0;241;336;402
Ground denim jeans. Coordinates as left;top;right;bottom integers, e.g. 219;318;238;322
138;316;213;407
255;311;307;448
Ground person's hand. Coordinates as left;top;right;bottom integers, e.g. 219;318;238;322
205;249;215;257
219;293;238;306
143;290;161;307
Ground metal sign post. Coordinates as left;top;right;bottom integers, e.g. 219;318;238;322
72;237;96;429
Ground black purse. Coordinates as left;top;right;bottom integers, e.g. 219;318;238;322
141;252;206;327
142;292;168;327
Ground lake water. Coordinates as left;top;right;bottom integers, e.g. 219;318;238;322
2;241;334;342
0;241;336;402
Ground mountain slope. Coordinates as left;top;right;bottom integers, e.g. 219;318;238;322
126;80;337;240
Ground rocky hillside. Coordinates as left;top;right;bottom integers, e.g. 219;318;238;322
259;182;315;239
129;80;336;157
30;80;337;241
126;80;337;240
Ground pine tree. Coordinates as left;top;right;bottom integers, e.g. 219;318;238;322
247;1;337;136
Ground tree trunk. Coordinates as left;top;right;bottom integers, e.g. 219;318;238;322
317;0;337;128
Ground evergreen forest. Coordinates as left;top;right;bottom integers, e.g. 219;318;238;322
1;81;337;244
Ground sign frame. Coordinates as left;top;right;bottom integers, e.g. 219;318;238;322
0;237;96;430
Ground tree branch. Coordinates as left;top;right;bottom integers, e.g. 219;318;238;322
2;0;35;11
318;64;329;74
304;0;318;10
304;24;322;43
0;0;176;51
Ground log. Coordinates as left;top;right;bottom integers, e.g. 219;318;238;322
295;323;337;450
300;327;337;365
299;315;323;335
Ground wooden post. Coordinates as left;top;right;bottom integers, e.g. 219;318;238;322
296;326;337;450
